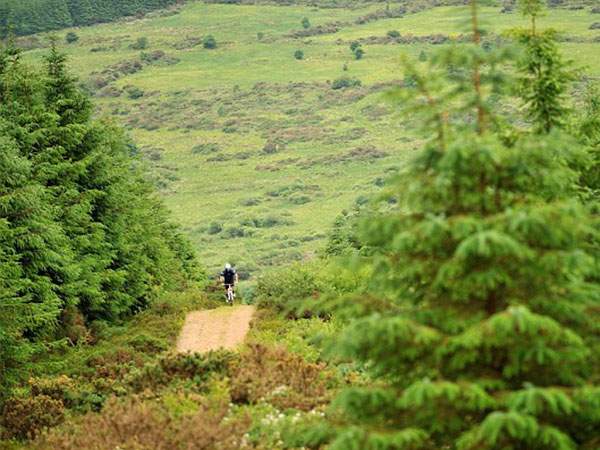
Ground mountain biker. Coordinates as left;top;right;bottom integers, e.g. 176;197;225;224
220;263;238;297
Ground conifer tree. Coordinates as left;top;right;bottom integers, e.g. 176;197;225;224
319;1;600;448
0;137;67;403
0;39;202;401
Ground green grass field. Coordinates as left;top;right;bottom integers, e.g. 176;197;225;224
21;1;600;277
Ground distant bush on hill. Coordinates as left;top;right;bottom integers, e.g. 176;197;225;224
203;35;217;49
130;37;149;50
65;31;79;43
331;76;362;90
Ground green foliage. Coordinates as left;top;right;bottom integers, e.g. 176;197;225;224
0;43;202;404
0;395;65;440
514;28;575;133
65;31;79;43
316;1;600;448
353;47;364;60
256;258;369;317
294;49;304;60
386;29;400;38
331;75;362;90
203;35;217;49
301;16;310;29
0;0;185;38
577;79;600;194
349;41;360;52
130;36;148;50
419;49;427;61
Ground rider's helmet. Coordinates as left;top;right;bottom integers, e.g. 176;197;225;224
225;263;231;270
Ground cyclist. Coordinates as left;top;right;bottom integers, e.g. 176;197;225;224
219;263;238;299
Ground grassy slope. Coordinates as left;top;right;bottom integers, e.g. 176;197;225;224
21;2;600;276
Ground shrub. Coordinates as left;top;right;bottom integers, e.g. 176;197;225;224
590;22;600;29
230;343;331;411
207;221;222;235
301;17;310;29
237;283;256;305
127;87;144;99
29;376;76;407
419;49;427;61
255;260;327;313
331;75;362;90
257;31;264;40
592;7;600;14
238;196;262;206
354;47;364;60
65;32;79;44
294;49;304;60
1;395;65;440
222;225;252;238
262;139;284;154
126;350;236;392
37;395;250;449
386;30;400;38
131;36;148;50
267;182;309;198
191;143;219;154
125;333;168;353
239;215;293;228
349;41;360;52
288;193;311;204
203;35;217;49
343;62;348;71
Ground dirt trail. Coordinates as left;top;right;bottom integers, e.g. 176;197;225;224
176;305;255;353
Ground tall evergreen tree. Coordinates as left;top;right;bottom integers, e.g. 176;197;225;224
318;1;600;448
0;39;202;401
0;136;68;403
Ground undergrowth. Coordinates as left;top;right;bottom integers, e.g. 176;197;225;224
1;283;347;449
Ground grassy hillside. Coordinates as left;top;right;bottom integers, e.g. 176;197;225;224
20;0;600;277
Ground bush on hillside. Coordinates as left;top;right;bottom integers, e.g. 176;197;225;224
294;49;304;60
130;37;148;50
301;17;310;29
65;32;79;43
386;30;400;38
590;22;600;29
331;75;362;90
203;35;217;49
127;87;144;99
191;143;219;154
126;350;236;393
353;47;364;60
36;395;250;449
230;343;331;411
1;395;65;440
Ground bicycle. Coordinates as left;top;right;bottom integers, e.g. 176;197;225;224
224;283;235;306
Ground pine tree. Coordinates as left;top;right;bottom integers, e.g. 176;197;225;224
0;39;203;401
0;137;67;404
320;1;600;448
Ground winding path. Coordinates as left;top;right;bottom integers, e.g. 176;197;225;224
176;305;255;353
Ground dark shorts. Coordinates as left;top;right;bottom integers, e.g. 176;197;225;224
224;283;235;290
